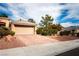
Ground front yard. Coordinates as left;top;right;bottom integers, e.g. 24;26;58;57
0;34;79;50
50;35;79;41
0;35;57;50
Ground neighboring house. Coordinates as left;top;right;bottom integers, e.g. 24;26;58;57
76;29;79;33
0;17;36;35
57;26;79;35
63;26;79;33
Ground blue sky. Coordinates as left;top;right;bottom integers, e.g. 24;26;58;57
0;3;79;27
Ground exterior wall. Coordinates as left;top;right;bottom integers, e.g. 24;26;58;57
0;18;10;28
15;26;35;34
35;26;37;35
5;20;10;27
0;17;36;35
10;24;16;32
77;29;79;33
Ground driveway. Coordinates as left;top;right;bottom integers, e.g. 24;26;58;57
15;34;58;45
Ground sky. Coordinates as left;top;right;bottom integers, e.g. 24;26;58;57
0;3;79;27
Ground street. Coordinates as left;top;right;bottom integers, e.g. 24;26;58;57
0;39;79;56
56;47;79;56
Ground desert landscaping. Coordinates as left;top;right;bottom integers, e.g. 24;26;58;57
0;14;79;50
0;34;79;50
0;3;79;56
50;35;79;41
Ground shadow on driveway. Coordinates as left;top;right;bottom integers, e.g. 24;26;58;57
56;47;79;56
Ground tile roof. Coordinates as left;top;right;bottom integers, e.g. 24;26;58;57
13;20;36;26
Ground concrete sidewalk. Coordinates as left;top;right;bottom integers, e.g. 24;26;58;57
0;39;79;56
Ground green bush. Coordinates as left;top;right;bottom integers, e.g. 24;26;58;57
36;28;43;34
41;31;48;36
51;29;58;35
36;28;48;36
9;31;15;36
70;30;76;36
59;30;71;36
0;26;15;38
36;27;58;36
47;29;52;35
59;31;63;36
77;33;79;37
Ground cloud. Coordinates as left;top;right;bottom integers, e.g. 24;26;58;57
8;3;29;20
59;3;79;21
23;3;62;24
6;3;62;24
56;3;79;27
0;3;79;27
61;22;79;27
0;4;12;16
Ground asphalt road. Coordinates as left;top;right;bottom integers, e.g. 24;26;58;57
0;39;79;56
56;47;79;56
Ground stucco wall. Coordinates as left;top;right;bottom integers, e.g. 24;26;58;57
0;19;10;27
77;29;79;33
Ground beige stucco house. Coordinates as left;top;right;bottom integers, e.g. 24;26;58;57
0;17;36;35
13;20;36;34
76;29;79;33
0;17;10;28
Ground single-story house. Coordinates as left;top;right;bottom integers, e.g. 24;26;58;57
0;17;10;28
62;26;79;33
0;17;36;35
13;20;36;34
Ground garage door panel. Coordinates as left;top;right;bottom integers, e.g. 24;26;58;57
15;27;34;34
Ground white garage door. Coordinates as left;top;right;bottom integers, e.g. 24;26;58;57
15;27;34;34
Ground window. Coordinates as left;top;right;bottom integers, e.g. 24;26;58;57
0;22;5;27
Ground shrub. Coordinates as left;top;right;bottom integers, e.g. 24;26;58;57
0;26;15;38
47;29;53;35
59;31;63;36
9;31;15;36
51;29;58;35
36;28;43;34
71;30;76;36
77;33;79;37
36;27;58;36
41;31;48;36
36;28;48;36
59;30;71;36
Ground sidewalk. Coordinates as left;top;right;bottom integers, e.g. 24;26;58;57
0;39;79;56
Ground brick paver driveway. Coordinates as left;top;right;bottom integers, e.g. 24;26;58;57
0;34;58;50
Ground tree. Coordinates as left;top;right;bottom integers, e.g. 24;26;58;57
28;18;35;23
51;24;63;31
37;14;54;35
56;24;63;31
36;14;63;36
0;26;15;38
0;13;8;18
36;15;62;35
39;14;53;28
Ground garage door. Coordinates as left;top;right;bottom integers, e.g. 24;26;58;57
15;27;34;34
